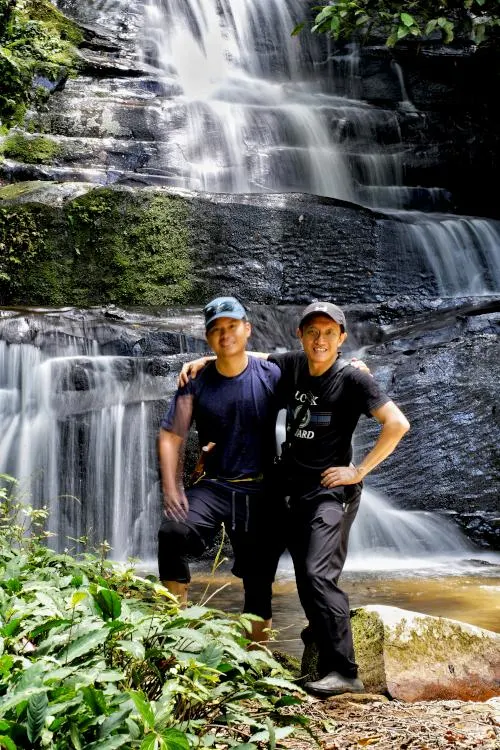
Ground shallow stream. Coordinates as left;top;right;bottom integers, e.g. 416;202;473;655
187;558;500;658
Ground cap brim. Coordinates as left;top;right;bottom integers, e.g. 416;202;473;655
205;312;246;330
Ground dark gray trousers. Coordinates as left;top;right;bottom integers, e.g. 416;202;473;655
288;485;361;678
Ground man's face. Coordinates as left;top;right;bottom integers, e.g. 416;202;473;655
298;314;347;367
206;317;251;357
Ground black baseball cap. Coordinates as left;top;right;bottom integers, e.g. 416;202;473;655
299;301;346;330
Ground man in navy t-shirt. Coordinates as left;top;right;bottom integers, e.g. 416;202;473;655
157;296;282;642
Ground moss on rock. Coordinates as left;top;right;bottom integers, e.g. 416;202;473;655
351;607;386;694
0;0;83;128
1;132;63;164
0;186;194;306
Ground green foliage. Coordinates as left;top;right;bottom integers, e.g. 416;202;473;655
65;189;193;306
0;0;83;128
1;132;63;163
304;1;500;48
0;474;306;748
0;188;194;306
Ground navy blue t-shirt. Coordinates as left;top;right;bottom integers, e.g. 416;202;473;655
161;357;281;480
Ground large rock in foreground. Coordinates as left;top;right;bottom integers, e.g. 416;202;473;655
352;606;500;702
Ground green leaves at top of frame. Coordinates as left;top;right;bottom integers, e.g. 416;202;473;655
304;1;500;48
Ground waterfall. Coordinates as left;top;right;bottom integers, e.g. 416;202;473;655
0;326;171;560
137;0;499;298
1;311;493;569
140;0;356;198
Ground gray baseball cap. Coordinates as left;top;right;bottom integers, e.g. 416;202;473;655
299;301;346;330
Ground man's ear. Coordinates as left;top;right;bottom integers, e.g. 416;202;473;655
340;331;348;346
244;321;252;338
296;326;302;342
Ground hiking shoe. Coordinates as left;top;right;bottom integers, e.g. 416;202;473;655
304;670;365;697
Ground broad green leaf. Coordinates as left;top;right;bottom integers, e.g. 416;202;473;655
266;718;276;750
82;685;107;716
116;639;145;660
400;13;415;28
160;728;190;750
98;708;132;738
0;735;16;750
250;726;294;743
129;691;155;730
93;588;122;620
2;618;22;637
197;643;224;668
0;687;47;717
314;7;334;25
85;736;133;750
140;735;158;750
59;628;108;663
70;723;82;750
274;695;302;707
0;655;13;678
396;26;409;40
291;22;304;37
255;675;301;691
27;691;48;743
70;592;88;609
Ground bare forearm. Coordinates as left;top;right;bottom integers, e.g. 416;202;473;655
356;419;409;480
158;430;183;496
321;401;409;488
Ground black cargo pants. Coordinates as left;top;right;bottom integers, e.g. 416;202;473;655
287;484;362;678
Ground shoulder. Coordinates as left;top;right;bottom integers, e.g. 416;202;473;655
248;355;281;384
342;365;378;390
268;350;306;372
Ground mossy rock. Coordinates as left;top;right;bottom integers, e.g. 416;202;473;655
0;0;83;128
1;133;63;164
0;186;194;306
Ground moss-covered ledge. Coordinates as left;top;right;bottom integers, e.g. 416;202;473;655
0;185;193;306
0;0;83;130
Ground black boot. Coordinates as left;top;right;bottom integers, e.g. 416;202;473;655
304;670;365;697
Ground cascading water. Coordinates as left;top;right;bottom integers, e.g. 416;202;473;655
0;309;494;570
140;0;355;197
1;1;499;571
138;0;500;296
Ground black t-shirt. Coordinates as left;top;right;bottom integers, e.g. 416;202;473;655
269;351;390;488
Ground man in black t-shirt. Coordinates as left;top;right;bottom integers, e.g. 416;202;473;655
266;301;410;697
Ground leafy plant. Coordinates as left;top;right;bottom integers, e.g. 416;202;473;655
0;0;83;128
293;1;500;48
0;474;308;748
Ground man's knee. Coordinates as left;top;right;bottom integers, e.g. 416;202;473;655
158;518;204;556
242;577;273;621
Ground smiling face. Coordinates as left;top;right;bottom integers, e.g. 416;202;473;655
298;314;347;375
205;316;251;359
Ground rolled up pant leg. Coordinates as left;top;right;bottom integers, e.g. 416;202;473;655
289;488;360;678
157;517;206;583
157;482;222;583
